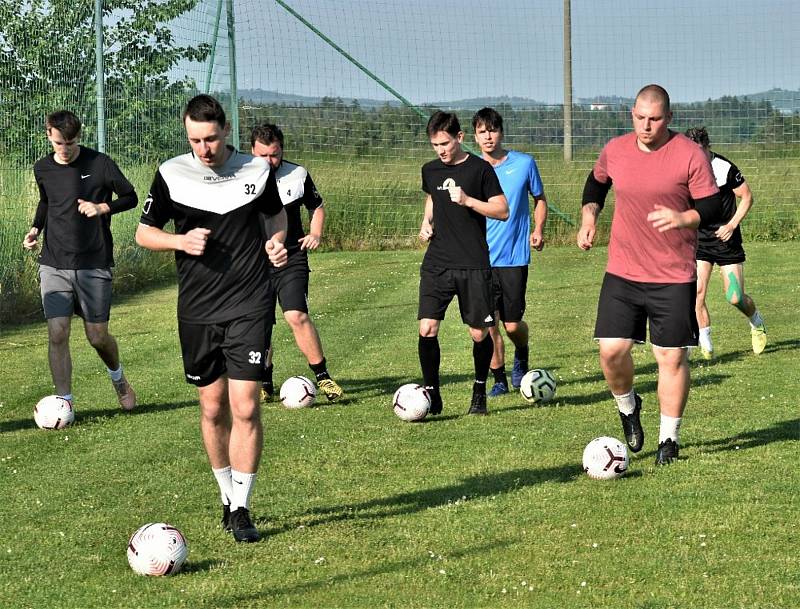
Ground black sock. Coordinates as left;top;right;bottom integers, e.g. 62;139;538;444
263;364;274;387
514;345;529;364
473;334;493;383
310;358;330;381
473;380;487;396
418;335;440;389
491;366;507;385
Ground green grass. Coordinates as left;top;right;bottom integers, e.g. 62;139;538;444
0;244;797;608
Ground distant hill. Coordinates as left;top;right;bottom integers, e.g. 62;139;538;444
740;88;799;114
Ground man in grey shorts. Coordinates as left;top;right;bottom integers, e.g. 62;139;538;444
22;110;138;411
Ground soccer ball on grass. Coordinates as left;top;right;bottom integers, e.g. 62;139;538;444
582;436;629;480
33;395;74;429
392;383;431;422
519;369;557;403
127;522;188;576
279;376;317;409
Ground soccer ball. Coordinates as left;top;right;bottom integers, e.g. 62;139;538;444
279;376;317;409
33;395;74;429
582;436;629;480
127;522;188;576
519;369;557;403
392;383;430;422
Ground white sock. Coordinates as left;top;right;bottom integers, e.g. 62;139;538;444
107;365;124;382
659;414;682;445
699;327;713;351
613;390;637;415
749;310;764;328
212;466;233;506
230;470;257;511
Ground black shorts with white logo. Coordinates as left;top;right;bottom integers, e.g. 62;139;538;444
594;273;698;348
178;311;271;386
696;237;746;266
418;265;494;328
491;266;528;323
267;252;310;323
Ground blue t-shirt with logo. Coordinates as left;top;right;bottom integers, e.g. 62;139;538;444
486;150;544;267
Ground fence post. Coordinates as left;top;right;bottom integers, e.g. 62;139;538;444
94;0;106;152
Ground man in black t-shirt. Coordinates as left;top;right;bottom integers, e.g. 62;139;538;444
136;95;288;543
23;110;138;412
418;111;508;416
685;127;767;358
250;124;343;403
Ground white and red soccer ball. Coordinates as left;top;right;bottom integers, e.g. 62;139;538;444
33;395;74;429
127;522;188;576
279;376;317;409
519;369;557;404
392;383;431;422
582;436;629;480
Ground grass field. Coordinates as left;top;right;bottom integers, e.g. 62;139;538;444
1;244;797;608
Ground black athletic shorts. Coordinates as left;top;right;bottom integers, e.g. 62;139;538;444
268;252;310;322
696;237;746;266
178;311;272;386
491;266;528;323
418;265;494;328
594;273;698;348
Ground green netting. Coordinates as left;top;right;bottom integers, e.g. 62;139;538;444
1;0;799;322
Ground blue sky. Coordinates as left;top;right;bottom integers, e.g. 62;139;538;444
190;0;798;105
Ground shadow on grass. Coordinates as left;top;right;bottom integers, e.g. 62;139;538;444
687;417;799;454
329;372;477;404
0;399;197;434
180;559;226;575
259;462;578;536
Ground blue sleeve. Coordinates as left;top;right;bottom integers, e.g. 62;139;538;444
528;157;544;198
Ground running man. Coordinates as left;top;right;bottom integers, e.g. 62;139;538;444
685;126;767;359
250;124;343;402
23;110;138;412
472;107;548;395
578;85;723;465
418;111;508;416
136;95;287;542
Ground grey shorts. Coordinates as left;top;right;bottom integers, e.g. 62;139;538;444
39;265;113;322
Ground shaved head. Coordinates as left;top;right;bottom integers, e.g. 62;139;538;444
635;84;671;112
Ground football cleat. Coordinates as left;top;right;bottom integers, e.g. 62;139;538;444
112;375;136;411
511;357;527;389
317;378;343;402
261;381;274;403
655;438;679;465
488;381;509;398
467;392;488;416
230;507;260;543
221;504;232;531
426;386;442;415
751;323;767;355
618;393;644;453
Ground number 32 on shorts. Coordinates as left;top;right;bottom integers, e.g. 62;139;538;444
248;351;262;364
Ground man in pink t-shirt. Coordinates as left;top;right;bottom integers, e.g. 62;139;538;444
577;84;721;466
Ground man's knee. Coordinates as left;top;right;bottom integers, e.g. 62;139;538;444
284;310;311;329
419;319;439;337
85;326;112;350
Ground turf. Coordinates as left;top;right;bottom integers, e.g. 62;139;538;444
0;243;797;608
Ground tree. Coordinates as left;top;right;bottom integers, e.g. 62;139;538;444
0;0;211;165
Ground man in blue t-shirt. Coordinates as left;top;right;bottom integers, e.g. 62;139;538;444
472;108;548;394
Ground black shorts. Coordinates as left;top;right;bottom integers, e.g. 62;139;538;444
178;312;272;386
594;273;698;348
418;265;494;328
491;266;528;323
268;253;310;322
696;238;746;266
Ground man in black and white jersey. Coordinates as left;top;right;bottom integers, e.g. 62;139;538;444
685;127;767;359
418;111;508;416
250;124;343;403
136;95;287;543
23;110;138;412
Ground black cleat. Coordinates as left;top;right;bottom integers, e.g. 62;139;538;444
426;386;442;415
618;393;644;453
230;507;260;543
221;504;232;531
655;438;679;465
261;381;274;403
467;392;488;416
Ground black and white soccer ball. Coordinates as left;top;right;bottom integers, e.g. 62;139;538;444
519;369;557;403
33;395;74;429
582;436;629;480
392;383;431;422
279;376;317;409
127;522;188;576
